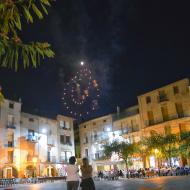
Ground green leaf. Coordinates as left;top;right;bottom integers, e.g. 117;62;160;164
41;0;51;6
23;6;33;23
41;3;48;15
14;13;22;30
32;4;43;19
14;47;19;71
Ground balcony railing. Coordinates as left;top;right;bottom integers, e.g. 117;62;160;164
61;142;72;146
144;113;190;127
26;135;38;143
6;124;16;129
158;95;168;102
60;127;71;130
4;142;14;148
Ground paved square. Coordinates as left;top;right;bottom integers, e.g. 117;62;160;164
0;176;190;190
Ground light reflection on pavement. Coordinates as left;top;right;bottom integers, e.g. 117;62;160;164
0;176;190;190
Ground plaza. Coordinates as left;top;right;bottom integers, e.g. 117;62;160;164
0;176;190;190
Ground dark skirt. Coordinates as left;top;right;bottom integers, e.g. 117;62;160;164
80;177;96;190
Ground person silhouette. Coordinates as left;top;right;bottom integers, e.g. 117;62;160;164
65;156;79;190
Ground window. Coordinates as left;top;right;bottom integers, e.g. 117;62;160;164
8;151;13;163
60;152;66;162
93;122;96;125
85;149;88;157
84;125;86;128
103;120;107;123
47;151;51;162
7;132;14;147
27;129;37;141
66;152;72;161
175;102;184;118
161;106;169;121
28;129;34;136
173;86;179;94
8;141;13;147
29;118;34;122
60;151;72;162
66;136;71;144
9;103;14;109
146;96;151;104
94;132;98;141
8;115;14;125
147;111;154;125
85;136;88;143
59;121;65;128
65;121;70;129
158;90;168;102
60;135;64;144
95;153;99;159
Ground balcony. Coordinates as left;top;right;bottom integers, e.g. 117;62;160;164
61;142;72;146
26;135;38;143
158;95;168;103
47;139;55;147
6;124;16;129
144;113;190;127
60;127;71;130
4;142;14;148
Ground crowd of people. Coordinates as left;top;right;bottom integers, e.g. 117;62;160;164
96;166;190;180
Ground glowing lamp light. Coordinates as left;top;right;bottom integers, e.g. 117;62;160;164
80;61;84;66
32;157;38;163
154;149;159;154
42;128;47;133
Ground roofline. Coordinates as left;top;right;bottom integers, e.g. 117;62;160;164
137;78;189;98
79;114;113;126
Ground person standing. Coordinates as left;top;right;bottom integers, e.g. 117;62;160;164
80;158;96;190
65;156;79;190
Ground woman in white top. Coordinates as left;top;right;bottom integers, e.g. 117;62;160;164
65;156;79;190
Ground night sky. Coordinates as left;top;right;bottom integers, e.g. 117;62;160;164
0;0;190;121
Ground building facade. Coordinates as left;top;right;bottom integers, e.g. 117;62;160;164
138;78;190;167
79;78;190;172
0;99;75;178
79;114;114;172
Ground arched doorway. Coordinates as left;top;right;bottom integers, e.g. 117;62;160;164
3;166;18;178
25;165;36;177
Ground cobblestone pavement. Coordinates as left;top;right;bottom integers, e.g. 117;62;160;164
1;176;190;190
